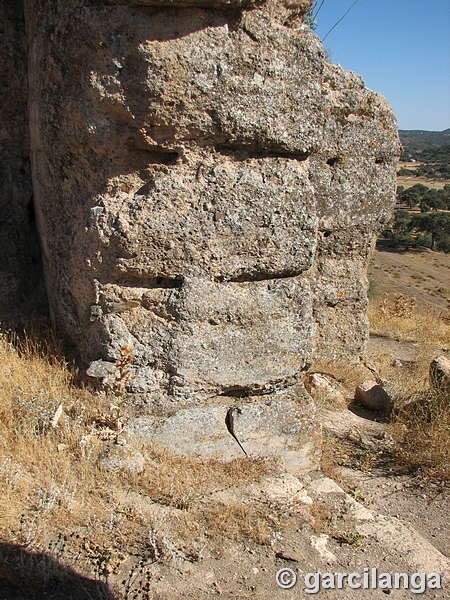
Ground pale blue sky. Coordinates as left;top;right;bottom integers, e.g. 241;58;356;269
313;0;450;131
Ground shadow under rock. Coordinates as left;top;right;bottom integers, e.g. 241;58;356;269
348;401;392;423
0;542;116;600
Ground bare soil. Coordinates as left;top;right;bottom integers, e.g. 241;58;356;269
369;241;450;312
396;176;448;190
397;163;449;190
1;247;449;600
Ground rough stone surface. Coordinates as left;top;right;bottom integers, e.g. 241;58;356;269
0;0;46;325
354;380;393;413
429;355;450;393
98;444;145;474
7;0;398;399
304;373;347;407
125;386;321;474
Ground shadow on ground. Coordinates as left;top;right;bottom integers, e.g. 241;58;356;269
375;239;430;254
0;542;116;600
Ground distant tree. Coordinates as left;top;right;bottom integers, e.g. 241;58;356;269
392;209;412;240
409;183;429;195
398;167;415;176
423;193;445;211
400;188;420;208
410;212;450;251
438;186;450;209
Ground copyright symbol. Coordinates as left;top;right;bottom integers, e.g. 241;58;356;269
276;567;297;589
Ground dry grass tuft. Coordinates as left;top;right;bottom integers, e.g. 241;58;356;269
369;292;449;347
132;448;273;510
0;326;281;591
203;503;277;545
368;296;450;481
393;392;450;481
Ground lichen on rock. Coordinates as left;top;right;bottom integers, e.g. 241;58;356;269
8;0;399;400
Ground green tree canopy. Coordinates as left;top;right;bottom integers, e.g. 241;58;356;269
410;212;450;251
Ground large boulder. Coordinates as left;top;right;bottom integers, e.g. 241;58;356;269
13;0;398;399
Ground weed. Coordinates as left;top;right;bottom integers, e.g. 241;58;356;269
368;295;450;481
203;503;277;545
310;501;335;535
333;531;366;547
393;391;450;481
357;449;383;473
347;487;366;503
109;344;135;400
368;279;378;300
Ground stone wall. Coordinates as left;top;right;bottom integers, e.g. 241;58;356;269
5;0;399;400
0;0;46;326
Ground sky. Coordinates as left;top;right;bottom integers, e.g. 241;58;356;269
312;0;450;131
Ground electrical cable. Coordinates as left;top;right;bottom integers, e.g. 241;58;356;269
314;0;327;19
322;0;361;42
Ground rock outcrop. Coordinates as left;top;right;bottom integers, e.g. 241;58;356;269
4;0;399;400
430;355;450;393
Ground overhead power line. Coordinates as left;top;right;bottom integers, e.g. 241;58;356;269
313;0;327;20
322;0;361;42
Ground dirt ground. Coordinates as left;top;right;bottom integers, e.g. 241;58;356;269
396;163;448;190
396;176;448;191
1;247;449;600
369;241;450;312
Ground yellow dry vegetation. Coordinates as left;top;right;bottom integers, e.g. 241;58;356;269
0;326;276;588
368;294;450;480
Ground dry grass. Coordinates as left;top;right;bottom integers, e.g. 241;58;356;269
396;175;448;190
369;292;449;346
393;392;450;481
368;292;450;395
1;291;448;595
203;503;277;544
0;327;279;593
368;295;450;481
315;295;450;483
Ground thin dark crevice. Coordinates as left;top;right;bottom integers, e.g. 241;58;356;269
127;148;180;166
221;388;252;398
220;385;274;398
101;276;183;289
375;156;391;165
241;25;258;43
215;146;310;162
327;156;340;166
214;270;303;283
27;195;36;225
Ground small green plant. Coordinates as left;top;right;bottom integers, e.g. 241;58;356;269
333;531;366;547
305;9;317;30
368;279;378;299
348;487;366;503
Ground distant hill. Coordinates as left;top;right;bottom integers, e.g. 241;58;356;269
399;129;450;158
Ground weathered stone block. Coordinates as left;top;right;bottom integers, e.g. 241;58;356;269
5;0;399;400
125;386;321;474
430;355;450;393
